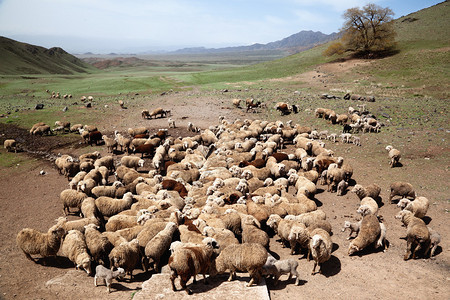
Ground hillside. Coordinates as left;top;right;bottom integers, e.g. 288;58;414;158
0;36;95;75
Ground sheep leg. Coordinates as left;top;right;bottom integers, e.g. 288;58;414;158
412;241;423;259
404;239;412;260
94;276;98;287
202;273;209;285
311;261;318;275
106;280;111;293
22;251;35;262
170;271;177;291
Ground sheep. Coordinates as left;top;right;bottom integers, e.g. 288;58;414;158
114;132;131;153
60;189;88;215
168;237;219;295
262;255;300;286
351;184;381;201
341;220;362;240
389;181;415;203
133;143;156;158
94;156;115;172
94;265;125;293
95;192;135;218
267;214;297;249
88;131;103;146
308;228;333;275
102;135;118;153
84;224;113;265
232;98;242;108
397;196;429;219
202;226;239;248
30;122;46;134
426;228;441;258
105;214;138;232
69;171;87;190
149;107;168;119
109;239;141;279
91;181;124;198
54;121;71;133
16;222;65;263
143;222;178;272
4;139;17;153
336;180;348;196
241;215;270;249
348;214;383;255
60;230;92;274
32;125;52;135
357;197;379;216
386;145;401;167
395;210;431;260
141;110;150;119
120;156;144;170
128;127;148;136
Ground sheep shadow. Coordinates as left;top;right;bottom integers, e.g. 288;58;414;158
266;277;307;291
331;242;339;253
312;197;323;207
34;255;74;269
177;274;227;294
110;282;140;293
315;188;325;195
320;255;341;277
422;216;432;225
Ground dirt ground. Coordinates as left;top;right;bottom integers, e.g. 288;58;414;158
0;62;449;300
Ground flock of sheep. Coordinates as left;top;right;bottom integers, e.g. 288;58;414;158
11;106;441;296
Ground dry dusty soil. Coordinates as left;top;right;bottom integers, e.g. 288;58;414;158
0;69;449;300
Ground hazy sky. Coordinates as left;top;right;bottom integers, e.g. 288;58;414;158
0;0;443;53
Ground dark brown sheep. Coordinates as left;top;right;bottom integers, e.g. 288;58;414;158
161;179;188;198
133;144;155;158
88;131;103;146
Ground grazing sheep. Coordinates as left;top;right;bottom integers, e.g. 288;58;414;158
395;210;431;260
342;220;362;240
16;222;65;263
215;243;268;287
84;224;113;265
386;145;401;167
149;107;168;119
95;192;135;218
32;125;52;135
109;239;141;279
389;181;415;204
351;184;381;201
141;110;150;119
60;189;88;215
143;222;178;272
262;255;300;286
30;122;46;134
61;230;92;274
168;237;219;295
348;215;382;256
397;196;429;219
309;228;332;275
94;265;125;293
357;197;379;216
4;139;17;153
232;98;242;108
120;156;144;170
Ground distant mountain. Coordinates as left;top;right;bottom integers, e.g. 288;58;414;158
0;36;94;75
172;30;337;54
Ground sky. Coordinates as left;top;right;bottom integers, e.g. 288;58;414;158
0;0;443;53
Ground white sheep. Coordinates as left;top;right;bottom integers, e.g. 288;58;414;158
4;139;17;153
143;222;178;272
109;239;141;279
94;265;125;293
395;210;430;260
60;189;88;215
341;220;362;240
357;197;379;216
262;255;300;286
61;229;92;274
168;118;176;128
120;156;144;170
397;196;429;219
309;228;332;275
95;192;135;218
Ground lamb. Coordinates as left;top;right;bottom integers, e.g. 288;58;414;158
102;135;118;153
426;228;441;258
357;197;379;216
60;229;92;274
4;139;17;153
120;156;144;170
60;189;88;215
351;184;381;201
168;117;176;128
215;243;268;287
386;145;401;167
348;214;382;255
342;220;362;240
395;210;431;260
109;239;141;279
143;222;178;272
336;180;348;196
94;265;125;293
168;237;219;295
262;255;300;286
16;222;65;263
397;196;429;219
95;192;135;218
389;181;415;203
84;224;113;265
